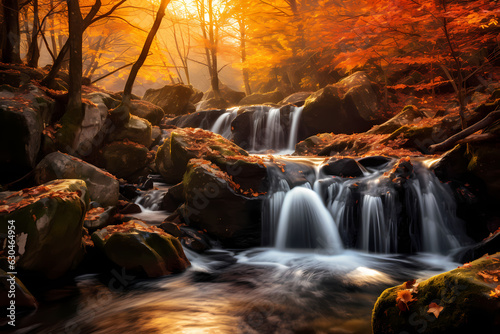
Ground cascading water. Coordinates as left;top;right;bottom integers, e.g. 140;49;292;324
287;106;303;150
265;158;470;255
210;107;238;138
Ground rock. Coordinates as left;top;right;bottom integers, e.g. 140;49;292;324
159;221;182;238
84;206;117;231
358;156;392;169
0;69;30;87
337;71;381;121
467;142;500;201
432;145;469;181
130;100;164;126
85;91;120;110
107;115;152;147
278;91;313;106
320;158;364;177
0;97;43;184
202;83;245;106
168;109;226;128
160;183;185;212
155;128;248;184
119;184;139;200
142;84;194;115
118;202;142;214
0;270;37;310
91;220;190;277
190;87;204;104
151;126;162;146
34;152;119;207
238;89;284;105
196;97;229;110
182;229;210;253
99;141;150;179
456;231;500;263
180;158;264;248
0;180;89;279
372;253;500;334
368;105;427;134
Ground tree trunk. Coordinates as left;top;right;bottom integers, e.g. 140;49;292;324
27;0;40;67
208;0;220;99
49;0;58;55
66;0;83;119
238;17;251;95
1;0;22;64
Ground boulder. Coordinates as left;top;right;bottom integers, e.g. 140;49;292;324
372;253;500;334
279;91;313;106
130;100;165;126
467;142;500;201
238;90;284;105
0;97;43;183
368;105;428;134
84;206;117;231
196;97;229;110
0;180;89;279
107;115;152;147
155;128;248;184
181;158;265;248
91;220;190;277
168;109;226;129
34;151;119;207
72;98;109;155
0;69;30;88
337;71;381;121
142;84;194;115
320;158;364;178
99;141;150;179
202;83;245;106
456;231;500;263
85;91;120;110
0;270;37;310
190;87;204;104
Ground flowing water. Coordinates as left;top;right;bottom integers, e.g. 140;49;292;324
11;153;472;333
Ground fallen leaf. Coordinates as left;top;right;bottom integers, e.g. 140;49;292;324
489;285;500;298
427;302;443;318
396;289;417;312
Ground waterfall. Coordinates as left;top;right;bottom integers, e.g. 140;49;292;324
287;106;303;150
275;187;344;254
210;107;238;138
265;158;469;255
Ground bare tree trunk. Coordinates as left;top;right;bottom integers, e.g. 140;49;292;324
238;17;251;95
208;0;220;98
49;0;58;55
27;0;40;67
1;0;22;64
66;0;83;118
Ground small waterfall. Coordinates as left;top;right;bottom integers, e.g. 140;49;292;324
275;187;344;254
287;106;303;150
264;107;286;149
210;107;238;138
265;158;469;255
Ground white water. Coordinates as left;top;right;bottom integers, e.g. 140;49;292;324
209;107;238;138
287;106;303;150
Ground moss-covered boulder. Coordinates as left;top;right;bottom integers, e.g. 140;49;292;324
181;159;266;248
372;253;500;334
99;141;150;179
91;220;190;277
0;180;89;279
155;128;248;184
72;99;109;154
0;97;43;183
143;84;194;115
34;151;119;207
107;115;152;147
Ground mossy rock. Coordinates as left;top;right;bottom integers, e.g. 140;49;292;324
372;253;500;334
368;105;427;135
91;220;190;277
0;180;89;279
107;115;152;147
155;128;248;184
130;100;165;126
143;84;194;115
100;141;150;179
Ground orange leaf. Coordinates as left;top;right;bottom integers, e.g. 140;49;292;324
489;285;500;298
396;289;417;312
427;302;443;318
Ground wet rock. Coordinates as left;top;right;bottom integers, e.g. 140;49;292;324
155;128;248;184
107;115;152;147
372;253;500;334
91;220;190;277
0;180;89;279
368;105;427;134
159;221;182;238
129;100;165;126
238;89;284;105
143;84;194;115
160;183;184;212
202;83;245;106
0;97;43;183
182;229;210;253
168;109;225;128
180;158;264;248
118;202;142;214
278;91;313;106
119;184;139;200
467;142;500;201
358;156;392;169
34;152;120;207
151;126;162;146
72;98;109;154
196;97;229;110
456;231;500;263
99;141;150;179
320;158;364;178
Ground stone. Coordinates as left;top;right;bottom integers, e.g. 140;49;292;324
34;152;119;207
99;141;150;179
238;89;284;105
0;180;89;279
278;91;313;106
91;220;190;277
372;253;500;334
107;115;152;147
143;84;194;115
320;158;364;178
130;100;165;126
368;105;428;134
0;97;43;183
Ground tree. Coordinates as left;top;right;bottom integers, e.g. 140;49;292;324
1;0;22;63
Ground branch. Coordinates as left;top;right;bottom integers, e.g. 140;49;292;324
429;108;500;152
